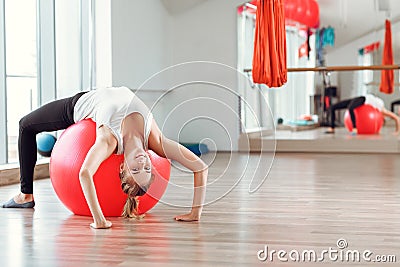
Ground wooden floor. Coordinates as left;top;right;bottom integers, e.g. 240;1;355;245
1;152;400;266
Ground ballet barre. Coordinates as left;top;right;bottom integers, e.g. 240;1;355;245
244;64;400;73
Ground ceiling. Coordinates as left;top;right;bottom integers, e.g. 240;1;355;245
309;0;400;48
161;0;208;15
162;0;400;49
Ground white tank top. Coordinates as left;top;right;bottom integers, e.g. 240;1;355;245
365;94;384;111
73;86;153;154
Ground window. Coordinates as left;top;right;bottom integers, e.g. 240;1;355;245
5;0;38;163
0;0;96;165
55;0;82;98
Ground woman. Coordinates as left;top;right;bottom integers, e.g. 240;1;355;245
2;87;208;228
326;94;400;135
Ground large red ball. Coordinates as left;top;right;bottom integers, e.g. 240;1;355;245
344;104;384;134
284;0;319;28
50;119;170;216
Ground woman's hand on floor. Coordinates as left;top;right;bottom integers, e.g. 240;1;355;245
90;220;112;229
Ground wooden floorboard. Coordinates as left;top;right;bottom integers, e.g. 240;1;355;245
1;152;400;266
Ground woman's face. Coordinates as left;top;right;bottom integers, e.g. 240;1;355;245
123;153;153;191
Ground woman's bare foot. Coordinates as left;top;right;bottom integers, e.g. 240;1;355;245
325;127;335;134
14;192;34;204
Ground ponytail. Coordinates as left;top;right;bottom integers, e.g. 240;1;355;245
119;170;154;218
122;196;139;218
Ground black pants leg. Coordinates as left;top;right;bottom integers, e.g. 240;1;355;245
347;97;366;128
391;100;400;113
329;99;352;129
328;96;365;129
18;92;86;194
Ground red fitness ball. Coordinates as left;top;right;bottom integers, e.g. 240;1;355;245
49;119;170;216
344;104;384;134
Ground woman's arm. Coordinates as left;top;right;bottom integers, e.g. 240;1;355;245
161;137;208;221
382;108;400;135
79;126;117;228
148;121;208;221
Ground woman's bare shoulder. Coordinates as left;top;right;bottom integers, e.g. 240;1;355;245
96;125;118;148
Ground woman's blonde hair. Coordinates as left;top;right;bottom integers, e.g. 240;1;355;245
119;170;153;218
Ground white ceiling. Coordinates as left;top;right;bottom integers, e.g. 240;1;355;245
313;0;400;48
161;0;208;15
161;0;400;49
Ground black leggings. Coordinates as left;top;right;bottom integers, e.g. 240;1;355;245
328;96;366;129
391;99;400;113
18;92;87;194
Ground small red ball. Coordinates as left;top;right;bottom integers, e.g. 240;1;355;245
344;104;384;134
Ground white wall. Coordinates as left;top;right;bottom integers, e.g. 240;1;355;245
164;0;245;151
170;0;244;66
110;0;246;151
111;0;172;89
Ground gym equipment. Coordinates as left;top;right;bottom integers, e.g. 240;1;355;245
344;104;384;134
181;143;209;156
50;119;171;216
36;133;57;157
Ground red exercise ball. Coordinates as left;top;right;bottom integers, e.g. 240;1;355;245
344;104;384;134
285;0;320;28
305;0;320;28
50;119;170;217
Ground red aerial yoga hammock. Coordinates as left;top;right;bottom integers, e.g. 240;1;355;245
379;19;394;94
252;0;287;88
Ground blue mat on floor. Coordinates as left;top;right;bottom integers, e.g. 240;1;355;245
181;143;209;156
286;120;317;126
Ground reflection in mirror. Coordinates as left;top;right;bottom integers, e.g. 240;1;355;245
237;0;400;152
237;1;316;131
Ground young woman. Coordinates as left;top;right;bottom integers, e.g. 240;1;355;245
326;94;400;135
2;86;208;228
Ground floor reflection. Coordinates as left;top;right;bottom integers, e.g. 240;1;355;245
54;214;173;265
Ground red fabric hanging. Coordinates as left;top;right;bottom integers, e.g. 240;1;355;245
379;19;394;94
252;0;287;87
